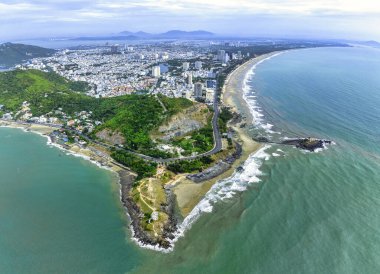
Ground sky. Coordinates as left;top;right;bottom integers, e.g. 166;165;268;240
1;0;380;41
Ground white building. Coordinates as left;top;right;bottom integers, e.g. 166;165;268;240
187;73;193;86
223;53;230;63
152;66;161;78
205;88;215;103
161;53;169;60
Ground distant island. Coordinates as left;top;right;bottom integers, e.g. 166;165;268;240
0;43;56;68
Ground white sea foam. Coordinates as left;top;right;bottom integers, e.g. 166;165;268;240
155;145;273;251
241;52;284;135
141;55;285;252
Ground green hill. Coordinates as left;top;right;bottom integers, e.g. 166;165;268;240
0;69;193;154
0;43;56;68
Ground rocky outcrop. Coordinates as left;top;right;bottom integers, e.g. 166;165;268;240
95;129;125;145
156;104;210;141
281;138;332;151
118;170;178;249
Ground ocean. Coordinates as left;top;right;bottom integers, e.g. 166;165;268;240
1;46;380;273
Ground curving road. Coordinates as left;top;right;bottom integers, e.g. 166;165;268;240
0;80;223;164
76;86;223;164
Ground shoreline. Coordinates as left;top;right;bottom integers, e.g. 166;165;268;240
173;53;281;218
150;52;285;251
0;120;127;174
0;51;285;252
0;120;174;251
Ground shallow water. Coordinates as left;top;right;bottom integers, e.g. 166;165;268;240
0;128;142;273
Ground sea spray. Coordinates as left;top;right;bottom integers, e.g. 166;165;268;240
242;52;284;135
164;145;272;248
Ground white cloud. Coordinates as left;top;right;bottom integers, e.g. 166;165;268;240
0;0;379;41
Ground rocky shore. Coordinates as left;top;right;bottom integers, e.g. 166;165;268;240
253;136;333;152
282;138;332;151
187;142;242;183
118;169;178;249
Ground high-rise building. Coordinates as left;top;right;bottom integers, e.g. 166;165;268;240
195;61;202;70
194;82;203;98
188;73;193;86
223;53;230;63
110;45;118;54
237;51;242;59
152;66;161;78
183;62;190;71
217;50;225;62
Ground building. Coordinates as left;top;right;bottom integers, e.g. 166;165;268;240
206;80;216;89
207;71;216;78
195;61;202;70
194;82;203;98
187;73;193;86
160;52;169;60
217;50;225;62
223;53;230;63
136;54;144;60
237;51;242;59
205;88;214;103
110;45;118;54
152;66;161;78
183;62;190;71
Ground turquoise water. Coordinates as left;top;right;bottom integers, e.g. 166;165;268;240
0;129;142;273
1;47;380;273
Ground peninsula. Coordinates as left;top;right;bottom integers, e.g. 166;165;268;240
0;40;342;250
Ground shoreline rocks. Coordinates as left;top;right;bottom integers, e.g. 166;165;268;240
118;170;178;250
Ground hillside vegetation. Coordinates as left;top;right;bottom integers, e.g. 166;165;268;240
0;43;56;67
0;69;193;155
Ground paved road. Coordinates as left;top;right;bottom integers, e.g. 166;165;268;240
0;83;223;164
77;86;223;164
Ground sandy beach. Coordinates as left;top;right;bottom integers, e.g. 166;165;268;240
173;53;280;217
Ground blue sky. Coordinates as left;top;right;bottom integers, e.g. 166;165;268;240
1;0;380;41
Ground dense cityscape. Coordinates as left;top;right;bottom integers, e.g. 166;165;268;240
20;42;246;100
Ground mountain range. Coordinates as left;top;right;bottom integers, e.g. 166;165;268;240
119;30;214;38
72;30;215;41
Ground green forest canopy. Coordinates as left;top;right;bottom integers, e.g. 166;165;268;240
0;69;193;152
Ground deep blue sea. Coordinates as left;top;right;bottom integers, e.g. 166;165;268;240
1;46;380;273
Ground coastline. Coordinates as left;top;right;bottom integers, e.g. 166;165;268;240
0;120;127;174
173;53;281;218
0;51;284;252
146;52;286;251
